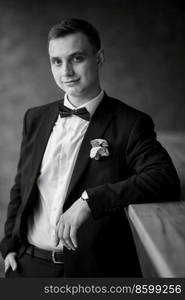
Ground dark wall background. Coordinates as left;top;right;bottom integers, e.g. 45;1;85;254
0;0;185;237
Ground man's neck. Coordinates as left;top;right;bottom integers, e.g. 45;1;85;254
67;88;102;107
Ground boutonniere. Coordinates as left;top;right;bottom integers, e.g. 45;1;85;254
90;139;109;160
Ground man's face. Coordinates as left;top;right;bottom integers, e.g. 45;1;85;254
48;32;103;101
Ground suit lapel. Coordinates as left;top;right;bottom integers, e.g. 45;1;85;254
26;102;59;201
65;94;114;203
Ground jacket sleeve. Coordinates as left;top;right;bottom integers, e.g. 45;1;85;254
86;115;181;219
0;110;29;259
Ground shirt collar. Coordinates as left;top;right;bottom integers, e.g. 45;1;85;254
64;90;104;118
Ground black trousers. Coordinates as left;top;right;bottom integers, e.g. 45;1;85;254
5;252;64;278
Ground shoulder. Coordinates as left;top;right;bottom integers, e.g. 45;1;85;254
105;94;153;126
23;99;60;123
22;100;61;132
25;99;60;117
105;95;156;147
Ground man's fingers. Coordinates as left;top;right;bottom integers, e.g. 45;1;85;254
5;261;10;273
54;227;60;247
57;219;64;240
4;253;17;272
62;224;75;250
70;226;78;249
57;221;71;250
9;256;17;271
54;235;60;247
57;219;77;250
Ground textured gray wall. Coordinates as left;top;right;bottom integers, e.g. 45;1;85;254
0;0;185;239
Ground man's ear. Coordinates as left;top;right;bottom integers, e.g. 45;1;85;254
96;49;104;67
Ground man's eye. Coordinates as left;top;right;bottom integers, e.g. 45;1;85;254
52;59;62;66
73;56;84;63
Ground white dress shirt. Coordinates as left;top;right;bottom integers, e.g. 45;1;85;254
27;91;104;250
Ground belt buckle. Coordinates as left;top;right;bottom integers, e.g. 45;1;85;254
52;250;64;264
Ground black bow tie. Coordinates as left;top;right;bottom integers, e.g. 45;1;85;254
59;103;90;121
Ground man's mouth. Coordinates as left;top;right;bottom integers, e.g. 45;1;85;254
63;79;80;84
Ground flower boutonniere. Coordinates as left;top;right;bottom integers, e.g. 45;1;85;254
90;139;109;160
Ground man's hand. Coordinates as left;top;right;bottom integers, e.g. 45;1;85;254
4;252;17;273
56;198;91;250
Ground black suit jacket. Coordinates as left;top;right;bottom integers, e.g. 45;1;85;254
0;94;180;277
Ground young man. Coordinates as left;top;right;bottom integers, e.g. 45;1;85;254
0;18;180;277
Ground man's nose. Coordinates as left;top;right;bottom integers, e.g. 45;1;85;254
61;62;74;76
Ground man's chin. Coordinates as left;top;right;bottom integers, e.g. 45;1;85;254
58;84;86;98
65;88;84;98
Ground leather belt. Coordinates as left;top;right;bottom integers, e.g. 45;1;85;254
26;245;64;264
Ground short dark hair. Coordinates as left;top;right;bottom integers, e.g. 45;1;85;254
48;18;101;52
